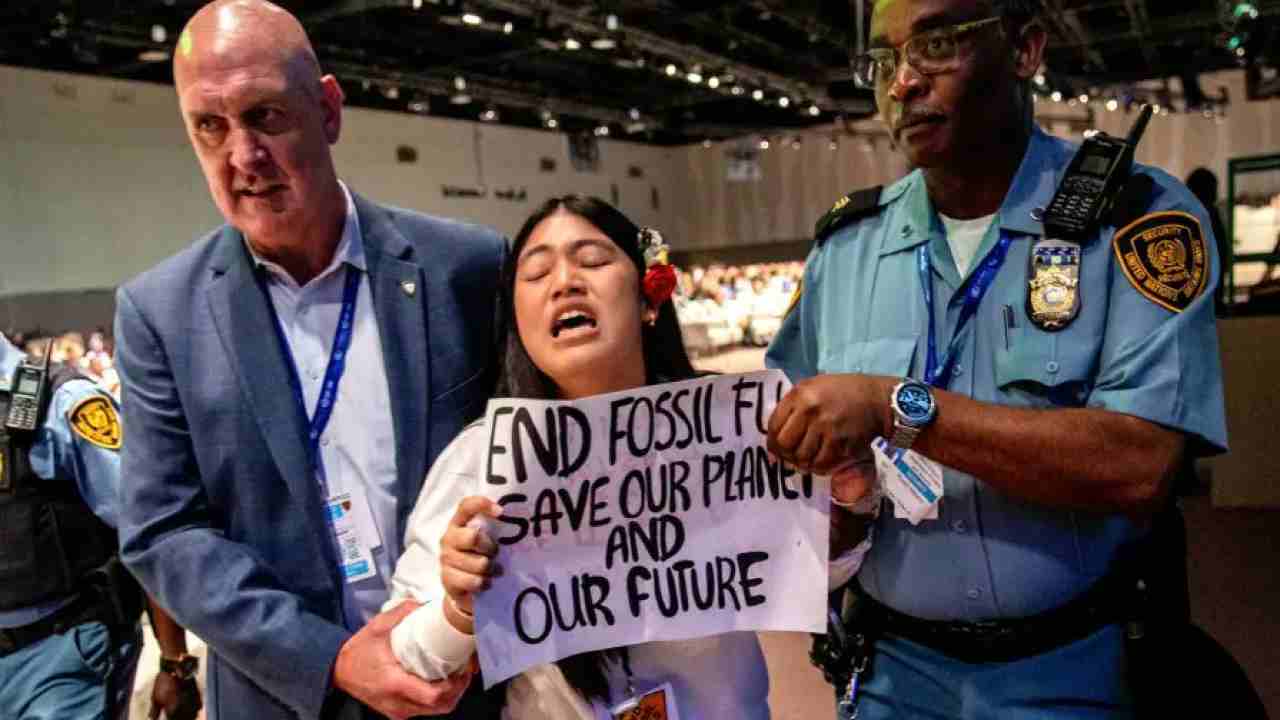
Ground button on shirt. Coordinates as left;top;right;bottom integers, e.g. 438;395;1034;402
0;334;122;628
248;183;399;630
767;127;1228;621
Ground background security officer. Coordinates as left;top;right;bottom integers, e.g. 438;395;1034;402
0;332;201;720
765;0;1227;718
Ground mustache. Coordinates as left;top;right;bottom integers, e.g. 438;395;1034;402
894;107;946;136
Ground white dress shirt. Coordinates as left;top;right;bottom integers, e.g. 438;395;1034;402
248;182;399;629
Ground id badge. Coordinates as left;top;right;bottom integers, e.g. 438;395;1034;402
609;682;679;720
871;437;943;525
326;492;378;583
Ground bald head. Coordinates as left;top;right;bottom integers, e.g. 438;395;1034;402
174;0;321;95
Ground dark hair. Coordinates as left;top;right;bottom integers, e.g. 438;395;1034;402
493;194;696;702
992;0;1045;30
495;194;696;400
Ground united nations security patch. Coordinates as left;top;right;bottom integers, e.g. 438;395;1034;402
69;395;122;450
1113;211;1207;313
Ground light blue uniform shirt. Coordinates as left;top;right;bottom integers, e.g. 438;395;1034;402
767;127;1228;621
0;334;123;628
248;183;400;630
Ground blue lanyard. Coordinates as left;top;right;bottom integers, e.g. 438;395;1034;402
917;232;1013;389
266;267;362;470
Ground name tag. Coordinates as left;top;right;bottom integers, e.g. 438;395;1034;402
872;437;943;525
326;491;380;584
610;682;679;720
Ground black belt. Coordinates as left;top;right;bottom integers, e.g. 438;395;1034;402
852;574;1128;664
0;594;107;657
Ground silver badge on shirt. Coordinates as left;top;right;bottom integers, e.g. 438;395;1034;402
1027;238;1082;331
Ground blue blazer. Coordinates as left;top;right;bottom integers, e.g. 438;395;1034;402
115;194;506;719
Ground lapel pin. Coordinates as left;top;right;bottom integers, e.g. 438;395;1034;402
401;280;417;297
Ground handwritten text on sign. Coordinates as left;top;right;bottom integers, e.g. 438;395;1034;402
473;370;829;686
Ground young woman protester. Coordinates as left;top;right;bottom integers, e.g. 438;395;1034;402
385;195;866;718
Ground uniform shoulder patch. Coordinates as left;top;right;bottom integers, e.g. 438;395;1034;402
1112;210;1208;313
815;186;884;246
69;395;122;450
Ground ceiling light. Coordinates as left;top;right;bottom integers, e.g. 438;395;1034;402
778;96;790;108
591;37;617;50
564;37;581;50
1051;91;1063;102
595;124;611;137
503;21;514;34
1078;93;1089;104
752;89;765;101
731;85;745;96
808;104;821;116
454;75;467;91
546;117;559;129
1034;73;1046;86
480;106;499;122
707;76;720;89
151;25;167;43
758;138;770;150
462;12;483;26
665;63;679;77
629;107;641;121
1106;98;1119;111
413;0;423;8
687;71;703;84
606;14;619;31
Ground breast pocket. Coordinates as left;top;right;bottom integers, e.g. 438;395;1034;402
994;326;1099;408
818;335;919;378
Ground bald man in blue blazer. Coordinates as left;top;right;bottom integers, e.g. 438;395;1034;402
114;2;505;719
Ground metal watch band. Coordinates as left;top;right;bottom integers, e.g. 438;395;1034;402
890;422;921;450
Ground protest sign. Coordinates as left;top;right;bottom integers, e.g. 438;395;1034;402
472;369;829;686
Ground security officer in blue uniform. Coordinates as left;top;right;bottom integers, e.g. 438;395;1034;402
0;332;202;720
765;0;1228;717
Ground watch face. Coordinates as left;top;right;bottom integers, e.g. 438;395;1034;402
896;384;934;423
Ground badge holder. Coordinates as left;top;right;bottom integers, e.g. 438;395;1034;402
871;437;943;526
609;648;679;720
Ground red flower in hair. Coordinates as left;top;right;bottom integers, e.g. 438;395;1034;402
643;264;678;309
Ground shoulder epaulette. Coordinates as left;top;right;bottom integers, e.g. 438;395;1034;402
815;186;885;246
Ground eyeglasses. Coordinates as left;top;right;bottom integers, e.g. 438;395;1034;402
852;16;1004;89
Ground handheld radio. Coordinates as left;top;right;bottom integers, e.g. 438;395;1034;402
1042;104;1154;242
6;340;53;432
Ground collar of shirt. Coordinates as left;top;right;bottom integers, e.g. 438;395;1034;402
244;180;367;290
879;126;1068;259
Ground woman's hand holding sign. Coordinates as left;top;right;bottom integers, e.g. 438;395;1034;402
440;496;504;633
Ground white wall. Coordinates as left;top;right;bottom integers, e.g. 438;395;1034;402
0;64;681;298
666;69;1280;251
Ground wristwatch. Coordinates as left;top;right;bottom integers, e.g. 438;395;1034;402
159;653;200;681
888;379;937;451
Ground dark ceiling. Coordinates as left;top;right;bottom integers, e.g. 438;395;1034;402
1;1;1278;145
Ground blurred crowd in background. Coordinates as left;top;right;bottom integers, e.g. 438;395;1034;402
5;329;120;397
674;261;803;354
